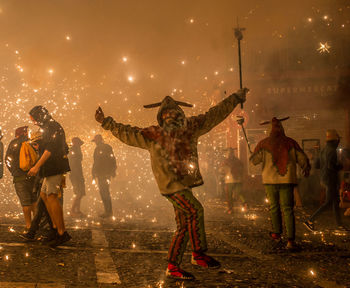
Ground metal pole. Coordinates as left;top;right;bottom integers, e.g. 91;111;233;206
234;20;245;109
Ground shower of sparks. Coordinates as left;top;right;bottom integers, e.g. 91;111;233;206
317;42;330;54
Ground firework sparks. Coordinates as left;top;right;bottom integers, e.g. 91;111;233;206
317;42;331;54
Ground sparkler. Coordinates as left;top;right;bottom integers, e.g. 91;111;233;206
317;42;331;54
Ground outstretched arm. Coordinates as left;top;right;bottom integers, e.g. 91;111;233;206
189;88;248;137
95;107;150;150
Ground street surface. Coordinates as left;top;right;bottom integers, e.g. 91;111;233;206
0;200;349;287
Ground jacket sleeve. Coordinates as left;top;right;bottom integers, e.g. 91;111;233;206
5;141;15;174
249;149;263;166
108;145;117;172
101;117;150;150
296;149;311;175
92;149;97;177
188;93;241;137
328;149;342;172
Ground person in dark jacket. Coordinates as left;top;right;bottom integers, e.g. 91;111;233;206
68;137;86;218
27;106;71;247
92;134;116;218
5;126;37;229
95;88;248;280
304;129;346;231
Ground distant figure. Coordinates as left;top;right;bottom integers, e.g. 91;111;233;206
95;87;248;280
220;148;246;214
0;129;3;179
92;134;116;218
304;129;347;231
5;126;37;229
27;106;71;247
250;117;310;251
68;137;86;218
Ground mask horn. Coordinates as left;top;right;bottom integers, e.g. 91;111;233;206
143;102;162;108
277;116;290;122
174;101;193;107
260;120;270;125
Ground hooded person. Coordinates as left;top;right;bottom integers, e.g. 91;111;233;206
26;105;71;247
220;148;245;214
68;137;86;218
95;87;248;280
250;117;310;251
91;134;117;218
304;129;347;231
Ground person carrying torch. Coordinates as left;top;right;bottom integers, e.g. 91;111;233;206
95;87;248;280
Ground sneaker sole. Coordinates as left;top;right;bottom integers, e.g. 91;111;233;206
166;274;195;281
191;260;221;269
18;235;36;242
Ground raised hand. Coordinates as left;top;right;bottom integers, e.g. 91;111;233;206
235;87;249;104
95;106;105;124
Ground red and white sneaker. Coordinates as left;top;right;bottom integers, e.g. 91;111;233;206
166;264;195;280
191;252;221;269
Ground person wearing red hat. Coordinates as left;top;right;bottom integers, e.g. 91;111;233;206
95;88;248;280
304;129;347;231
5;126;37;229
68;137;86;218
250;117;310;251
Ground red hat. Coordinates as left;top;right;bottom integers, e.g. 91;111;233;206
15;126;28;137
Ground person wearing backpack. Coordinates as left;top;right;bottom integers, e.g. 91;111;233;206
5;126;37;229
92;134;117;218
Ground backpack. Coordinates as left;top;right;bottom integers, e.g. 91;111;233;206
19;141;38;171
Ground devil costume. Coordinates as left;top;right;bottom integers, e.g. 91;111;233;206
250;117;310;244
100;92;244;275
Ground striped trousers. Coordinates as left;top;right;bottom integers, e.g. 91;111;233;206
165;189;208;265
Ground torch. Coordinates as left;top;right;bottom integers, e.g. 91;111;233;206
234;21;245;109
237;116;252;154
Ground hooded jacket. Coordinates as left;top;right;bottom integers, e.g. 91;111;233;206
101;93;242;195
29;106;70;177
249;118;310;184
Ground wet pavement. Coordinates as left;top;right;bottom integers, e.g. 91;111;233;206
0;201;349;287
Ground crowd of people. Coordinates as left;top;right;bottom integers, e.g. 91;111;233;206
0;85;349;280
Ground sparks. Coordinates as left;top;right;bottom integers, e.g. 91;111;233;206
317;42;330;54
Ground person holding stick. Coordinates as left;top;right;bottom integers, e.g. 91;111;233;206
95;88;248;280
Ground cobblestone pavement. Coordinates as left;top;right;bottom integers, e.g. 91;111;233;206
0;201;349;287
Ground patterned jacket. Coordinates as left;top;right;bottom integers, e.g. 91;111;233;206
101;93;241;195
